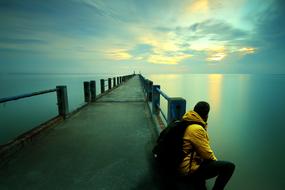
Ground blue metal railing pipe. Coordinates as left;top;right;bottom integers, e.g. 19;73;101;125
156;103;167;122
155;88;170;101
0;89;57;104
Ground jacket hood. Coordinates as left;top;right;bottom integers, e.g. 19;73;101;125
182;111;207;128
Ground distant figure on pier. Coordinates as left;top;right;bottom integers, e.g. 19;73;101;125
179;101;235;190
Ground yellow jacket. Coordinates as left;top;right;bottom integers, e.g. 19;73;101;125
179;111;217;175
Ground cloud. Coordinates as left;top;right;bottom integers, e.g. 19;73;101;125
207;52;227;61
162;19;255;63
148;53;192;65
0;38;47;45
188;19;249;43
0;0;123;40
175;19;250;46
254;0;285;48
187;0;209;13
104;49;133;60
238;47;256;55
133;32;194;64
129;44;153;56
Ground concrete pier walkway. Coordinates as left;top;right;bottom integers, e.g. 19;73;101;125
0;76;163;190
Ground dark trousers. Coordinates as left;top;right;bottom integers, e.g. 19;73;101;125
188;160;235;190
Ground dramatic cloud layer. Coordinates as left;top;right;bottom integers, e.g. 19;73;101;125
0;0;284;74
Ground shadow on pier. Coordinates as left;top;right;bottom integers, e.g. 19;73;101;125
0;75;195;190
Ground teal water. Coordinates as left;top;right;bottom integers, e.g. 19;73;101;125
147;74;285;190
1;73;285;189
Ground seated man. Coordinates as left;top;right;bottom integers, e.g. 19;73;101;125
179;101;235;190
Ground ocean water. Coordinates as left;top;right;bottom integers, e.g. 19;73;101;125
1;73;285;189
147;74;285;190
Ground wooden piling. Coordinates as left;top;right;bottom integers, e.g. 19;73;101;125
56;86;69;119
108;78;112;90
90;80;96;102
113;77;116;87
84;81;90;103
100;79;105;93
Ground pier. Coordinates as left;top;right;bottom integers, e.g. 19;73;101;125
0;74;192;190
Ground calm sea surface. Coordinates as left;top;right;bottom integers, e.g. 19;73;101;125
1;73;285;189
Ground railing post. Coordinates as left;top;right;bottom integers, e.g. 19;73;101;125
108;78;112;90
144;78;148;93
84;81;90;102
167;98;186;124
152;85;160;115
113;77;116;87
56;85;69;119
100;79;105;93
147;80;153;102
141;76;146;93
90;80;96;102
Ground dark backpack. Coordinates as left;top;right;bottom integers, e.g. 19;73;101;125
152;120;204;173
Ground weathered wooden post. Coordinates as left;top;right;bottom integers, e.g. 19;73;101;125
84;81;90;102
100;79;105;93
167;98;186;124
108;78;112;90
117;77;119;85
90;80;96;102
147;80;153;102
113;77;116;87
152;85;160;115
120;76;122;83
56;85;69;119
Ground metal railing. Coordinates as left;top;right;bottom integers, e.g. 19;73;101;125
0;89;56;104
155;88;169;122
139;75;186;127
0;86;69;119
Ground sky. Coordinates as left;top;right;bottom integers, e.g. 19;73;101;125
0;0;285;74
